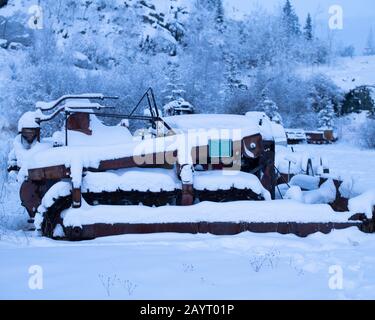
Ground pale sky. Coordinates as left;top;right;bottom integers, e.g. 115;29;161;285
224;0;375;53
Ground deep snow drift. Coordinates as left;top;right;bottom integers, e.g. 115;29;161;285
1;228;375;299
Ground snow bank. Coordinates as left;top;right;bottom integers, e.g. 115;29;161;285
299;56;375;91
62;199;356;227
285;179;336;205
349;189;375;218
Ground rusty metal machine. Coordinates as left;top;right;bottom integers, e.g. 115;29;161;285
8;89;373;240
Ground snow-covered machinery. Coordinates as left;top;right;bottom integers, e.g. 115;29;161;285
8;89;373;240
162;98;195;116
285;128;307;144
305;129;336;144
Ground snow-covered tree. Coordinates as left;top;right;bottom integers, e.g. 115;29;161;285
163;60;185;103
308;74;343;114
364;27;375;56
165;0;188;43
318;100;335;130
342;86;375;116
282;0;301;36
304;14;313;41
257;89;283;124
340;45;355;58
213;0;225;32
0;0;8;9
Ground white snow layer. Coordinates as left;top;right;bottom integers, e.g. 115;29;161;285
23;121;262;187
245;111;286;142
299;56;375;91
194;171;271;200
165;114;262;138
82;168;181;193
290;175;320;190
285;179;337;205
35;94;105;110
38;181;72;213
62;199;356;227
17;110;42;132
65;114;133;147
276;145;326;175
34;181;72;230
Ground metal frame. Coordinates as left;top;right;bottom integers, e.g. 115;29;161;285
35;88;174;146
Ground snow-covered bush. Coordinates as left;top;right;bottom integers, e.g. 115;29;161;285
342;86;375;115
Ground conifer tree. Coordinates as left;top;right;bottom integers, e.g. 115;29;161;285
304;13;313;40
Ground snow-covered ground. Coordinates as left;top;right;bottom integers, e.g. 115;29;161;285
0;143;374;300
1;229;375;300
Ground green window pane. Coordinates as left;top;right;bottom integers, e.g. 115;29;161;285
209;139;233;158
220;139;233;158
209;140;221;158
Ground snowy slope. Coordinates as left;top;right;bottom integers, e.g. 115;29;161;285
300;56;375;91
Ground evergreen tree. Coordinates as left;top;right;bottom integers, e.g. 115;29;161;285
308;74;343;114
364;27;375;56
304;13;313;40
257;88;283;124
163;60;185;104
214;0;225;30
0;0;8;9
318;100;335;129
165;0;188;44
340;45;355;58
342;86;375;115
282;0;301;36
222;53;242;97
197;0;225;31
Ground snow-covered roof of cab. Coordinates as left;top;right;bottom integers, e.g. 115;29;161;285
163;98;194;111
164;114;261;138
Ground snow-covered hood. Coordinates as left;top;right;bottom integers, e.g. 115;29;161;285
164;114;261;139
